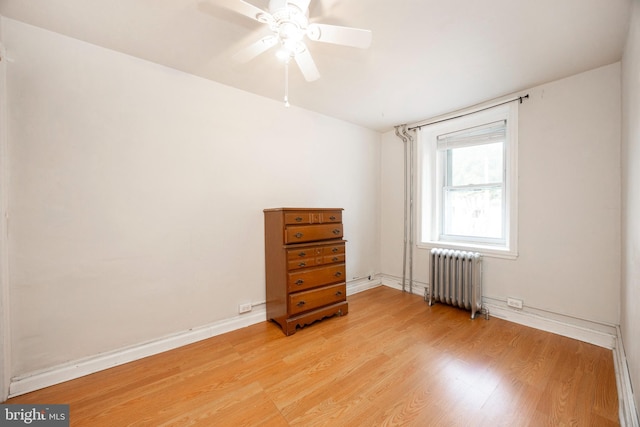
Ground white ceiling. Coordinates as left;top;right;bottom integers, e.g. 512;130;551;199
0;0;632;132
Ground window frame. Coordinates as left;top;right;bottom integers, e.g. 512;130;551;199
417;103;518;259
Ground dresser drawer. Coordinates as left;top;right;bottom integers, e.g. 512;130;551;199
287;243;344;260
287;257;320;270
323;243;345;262
289;283;347;315
287;247;322;270
287;253;345;270
287;263;346;292
287;243;345;270
284;210;342;225
285;224;343;244
323;243;345;255
324;254;345;264
287;247;322;261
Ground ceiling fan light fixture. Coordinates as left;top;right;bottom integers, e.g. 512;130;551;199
275;48;291;61
276;40;305;62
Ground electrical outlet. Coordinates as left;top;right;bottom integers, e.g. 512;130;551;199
238;303;252;314
507;297;523;309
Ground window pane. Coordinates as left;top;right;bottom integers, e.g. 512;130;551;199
443;187;503;239
449;142;503;186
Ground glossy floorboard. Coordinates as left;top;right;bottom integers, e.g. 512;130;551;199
6;286;619;426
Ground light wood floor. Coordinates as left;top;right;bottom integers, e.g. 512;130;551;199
6;286;619;426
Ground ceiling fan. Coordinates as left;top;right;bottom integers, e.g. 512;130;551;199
214;0;373;83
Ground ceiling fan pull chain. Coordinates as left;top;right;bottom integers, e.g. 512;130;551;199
284;58;291;107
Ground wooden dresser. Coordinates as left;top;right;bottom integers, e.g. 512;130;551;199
264;208;348;335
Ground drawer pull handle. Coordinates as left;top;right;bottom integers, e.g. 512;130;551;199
298;251;306;257
295;279;304;285
298;262;306;267
335;291;343;296
332;229;341;235
297;301;306;307
332;257;339;262
295;232;303;238
332;247;339;253
295;217;303;222
329;215;337;220
335;271;342;277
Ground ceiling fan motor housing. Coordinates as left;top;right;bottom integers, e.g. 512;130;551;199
267;0;311;57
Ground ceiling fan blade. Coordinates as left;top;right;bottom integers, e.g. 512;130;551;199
268;0;310;13
307;23;372;49
294;0;311;12
213;0;272;23
294;47;320;82
232;35;278;63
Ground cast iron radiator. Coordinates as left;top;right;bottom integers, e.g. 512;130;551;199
427;248;483;319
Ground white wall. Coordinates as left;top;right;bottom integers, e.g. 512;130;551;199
622;0;640;416
3;18;381;377
381;62;621;326
0;17;10;402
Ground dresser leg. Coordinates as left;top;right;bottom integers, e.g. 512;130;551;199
284;323;297;336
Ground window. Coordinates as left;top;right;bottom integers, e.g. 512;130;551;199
419;103;518;258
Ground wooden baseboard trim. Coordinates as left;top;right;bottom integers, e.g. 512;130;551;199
8;307;267;398
377;274;427;297
346;275;382;295
613;326;640;427
481;297;616;349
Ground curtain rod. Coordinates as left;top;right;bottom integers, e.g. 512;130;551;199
407;94;529;132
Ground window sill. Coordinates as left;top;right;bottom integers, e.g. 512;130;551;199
417;241;518;260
